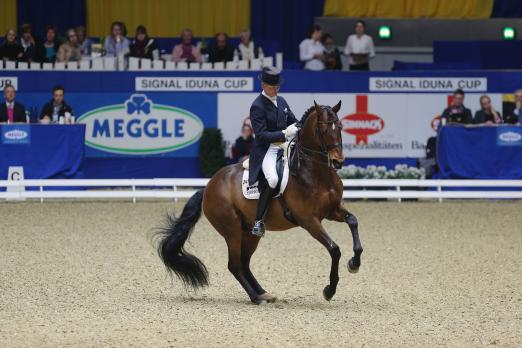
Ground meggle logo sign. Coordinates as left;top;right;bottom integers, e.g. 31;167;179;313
1;125;31;144
77;94;204;155
5;130;28;140
497;128;522;146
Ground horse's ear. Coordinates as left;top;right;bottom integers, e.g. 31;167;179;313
314;100;322;115
332;100;342;113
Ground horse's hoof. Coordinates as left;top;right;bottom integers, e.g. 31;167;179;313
348;258;360;273
323;285;335;301
259;292;277;303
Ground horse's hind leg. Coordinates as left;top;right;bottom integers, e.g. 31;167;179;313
241;233;276;303
329;205;363;273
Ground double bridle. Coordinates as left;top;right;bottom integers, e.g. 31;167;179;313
293;107;343;169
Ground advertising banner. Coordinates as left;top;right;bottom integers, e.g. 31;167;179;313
218;93;502;158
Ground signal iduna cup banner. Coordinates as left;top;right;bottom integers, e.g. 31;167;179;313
218;93;502;158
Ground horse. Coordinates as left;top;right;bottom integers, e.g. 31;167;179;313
156;101;363;304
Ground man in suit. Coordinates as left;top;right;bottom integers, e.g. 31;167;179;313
0;85;27;123
39;85;74;124
441;89;472;124
248;67;299;237
503;89;522;124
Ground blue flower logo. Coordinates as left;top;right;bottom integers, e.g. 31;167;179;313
126;94;151;115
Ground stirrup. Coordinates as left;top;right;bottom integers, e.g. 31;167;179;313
251;220;265;237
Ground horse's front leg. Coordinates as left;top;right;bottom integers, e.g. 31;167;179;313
328;205;363;273
301;218;341;301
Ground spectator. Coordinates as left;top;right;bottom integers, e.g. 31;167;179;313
504;88;522;124
474;95;502;124
322;33;342;70
19;24;39;62
344;20;375;71
441;89;472;124
129;25;159;60
172;28;202;63
104;21;130;57
233;124;254;163
76;26;92;56
0;29;23;61
42;25;60;62
207;32;234;63
0;85;26;123
56;29;82;63
39;85;74;124
299;25;325;71
237;30;263;61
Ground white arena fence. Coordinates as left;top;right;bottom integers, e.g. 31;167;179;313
1;179;522;203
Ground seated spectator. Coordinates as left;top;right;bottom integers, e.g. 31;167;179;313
233;124;254;163
344;20;375;71
504;89;522;124
474;95;502;124
56;29;82;63
104;21;130;57
19;24;39;62
0;29;23;61
42;25;60;62
322;33;342;70
172;29;202;63
208;32;234;63
441;89;472;124
237;30;262;60
129;25;159;60
0;85;26;123
39;85;73;124
76;26;92;56
299;25;325;71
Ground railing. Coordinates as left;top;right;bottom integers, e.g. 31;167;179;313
1;178;522;203
0;53;283;72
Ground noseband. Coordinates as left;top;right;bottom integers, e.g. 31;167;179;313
295;106;343;169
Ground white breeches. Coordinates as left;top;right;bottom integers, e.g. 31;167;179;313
262;144;281;189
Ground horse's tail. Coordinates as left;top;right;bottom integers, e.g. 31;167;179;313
156;188;209;289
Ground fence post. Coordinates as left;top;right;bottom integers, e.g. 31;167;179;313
396;186;401;203
438;185;442;203
40;185;43;204
132;185;136;203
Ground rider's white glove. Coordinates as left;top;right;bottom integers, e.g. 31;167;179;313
283;124;299;139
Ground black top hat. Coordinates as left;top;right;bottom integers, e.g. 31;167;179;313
259;66;282;86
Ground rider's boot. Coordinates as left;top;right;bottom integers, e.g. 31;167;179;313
251;185;274;237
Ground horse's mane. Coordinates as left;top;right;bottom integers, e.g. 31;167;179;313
300;104;335;124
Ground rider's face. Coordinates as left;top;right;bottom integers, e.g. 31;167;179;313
262;83;279;97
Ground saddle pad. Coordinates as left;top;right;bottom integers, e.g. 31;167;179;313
242;157;290;200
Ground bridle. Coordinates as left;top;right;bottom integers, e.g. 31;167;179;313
293;106;343;169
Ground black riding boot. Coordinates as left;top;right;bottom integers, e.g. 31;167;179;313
251;185;274;237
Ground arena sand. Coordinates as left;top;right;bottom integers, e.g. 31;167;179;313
0;200;521;347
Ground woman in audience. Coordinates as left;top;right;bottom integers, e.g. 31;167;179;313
0;29;23;61
474;95;502;124
104;21;130;57
344;20;375;71
76;26;92;56
322;33;342;70
56;28;82;63
42;25;60;62
129;25;159;60
237;30;263;61
172;28;202;63
19;24;39;62
299;25;325;71
233;124;254;163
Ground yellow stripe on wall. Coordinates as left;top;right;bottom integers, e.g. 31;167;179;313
86;0;250;38
0;0;17;34
324;0;494;19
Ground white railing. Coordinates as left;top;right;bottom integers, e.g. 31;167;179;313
1;178;522;203
0;53;283;72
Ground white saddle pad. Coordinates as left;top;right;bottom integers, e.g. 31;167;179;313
242;157;290;200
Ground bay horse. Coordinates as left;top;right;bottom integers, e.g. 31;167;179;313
157;101;363;304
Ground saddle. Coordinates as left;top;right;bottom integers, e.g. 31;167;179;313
242;148;287;199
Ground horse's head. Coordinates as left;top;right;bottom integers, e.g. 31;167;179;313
299;100;345;169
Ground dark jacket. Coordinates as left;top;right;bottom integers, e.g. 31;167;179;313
129;38;158;60
473;110;501;124
207;44;235;63
248;94;297;185
0;42;23;61
39;100;74;120
441;105;472;124
324;48;342;70
0;101;27;123
233;135;254;162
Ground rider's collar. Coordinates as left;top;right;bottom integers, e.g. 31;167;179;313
262;90;277;104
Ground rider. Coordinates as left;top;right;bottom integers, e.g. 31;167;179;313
248;67;299;237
